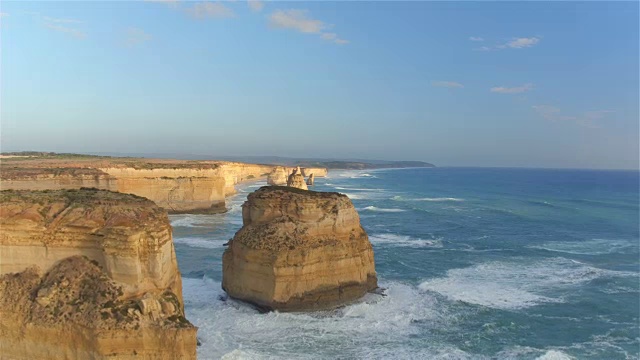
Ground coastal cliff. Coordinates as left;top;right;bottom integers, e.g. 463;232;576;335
0;156;327;214
0;189;197;359
222;186;377;311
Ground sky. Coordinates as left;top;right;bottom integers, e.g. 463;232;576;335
1;1;638;169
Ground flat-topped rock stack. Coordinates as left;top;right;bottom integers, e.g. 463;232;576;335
222;186;378;311
0;188;197;359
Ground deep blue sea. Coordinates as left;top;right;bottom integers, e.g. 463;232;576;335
171;167;640;359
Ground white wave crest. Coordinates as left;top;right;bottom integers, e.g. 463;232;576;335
369;234;443;248
173;237;227;249
419;257;636;310
529;239;637;256
360;206;406;213
170;214;224;228
392;196;464;202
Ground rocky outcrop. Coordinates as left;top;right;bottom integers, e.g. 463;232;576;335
306;173;315;186
298;167;328;178
286;167;308;190
222;186;377;311
0;189;196;359
267;166;288;186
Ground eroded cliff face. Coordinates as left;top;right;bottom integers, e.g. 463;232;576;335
222;186;377;311
0;189;196;359
267;166;289;186
99;167;227;214
286;167;308;190
1;160;327;214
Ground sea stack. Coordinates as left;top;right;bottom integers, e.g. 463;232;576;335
266;166;288;185
222;186;378;311
0;188;197;359
286;167;308;190
306;173;315;186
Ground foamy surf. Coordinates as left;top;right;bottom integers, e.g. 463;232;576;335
529;239;637;256
173;237;227;249
360;206;406;213
369;233;443;248
392;195;464;202
418;257;636;310
183;278;469;360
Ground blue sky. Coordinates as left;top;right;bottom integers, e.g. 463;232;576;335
1;1;638;169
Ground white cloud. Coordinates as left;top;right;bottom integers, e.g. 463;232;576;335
248;0;264;12
532;105;613;128
269;9;348;45
269;9;326;33
187;2;234;19
503;37;540;49
144;0;180;6
491;83;533;94
321;32;337;40
469;36;484;42
44;23;87;39
432;81;464;89
125;27;152;47
321;32;348;45
42;16;83;24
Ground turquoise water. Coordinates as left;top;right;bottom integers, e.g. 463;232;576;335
172;168;640;359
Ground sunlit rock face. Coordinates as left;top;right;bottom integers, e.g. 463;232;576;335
286;167;308;190
0;189;197;360
222;186;378;312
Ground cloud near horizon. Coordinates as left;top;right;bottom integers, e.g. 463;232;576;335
532;105;613;128
491;83;533;94
269;9;348;45
187;2;234;19
432;81;464;88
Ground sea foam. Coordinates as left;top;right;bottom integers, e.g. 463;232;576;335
369;233;443;248
419;257;636;310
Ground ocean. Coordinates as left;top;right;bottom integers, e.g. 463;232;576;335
170;167;640;359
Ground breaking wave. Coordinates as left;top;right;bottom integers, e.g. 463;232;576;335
419;257;636;310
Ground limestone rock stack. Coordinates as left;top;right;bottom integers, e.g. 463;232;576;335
286;167;308;190
0;188;197;359
266;166;288;185
222;186;378;311
306;173;315;186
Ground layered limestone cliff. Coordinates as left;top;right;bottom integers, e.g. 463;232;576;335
0;189;197;359
99;167;227;214
287;167;308;190
1;160;327;214
222;186;378;311
267;166;289;186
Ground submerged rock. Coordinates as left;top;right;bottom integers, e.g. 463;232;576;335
287;167;308;190
306;173;315;186
222;186;378;311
